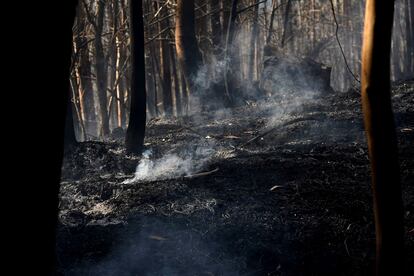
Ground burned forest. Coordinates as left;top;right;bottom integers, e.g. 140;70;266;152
54;0;414;275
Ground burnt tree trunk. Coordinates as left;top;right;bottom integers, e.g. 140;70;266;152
94;0;110;138
26;0;79;274
265;0;277;55
211;0;222;57
223;0;240;104
175;0;203;100
160;4;173;116
361;1;405;275
170;42;182;116
64;86;78;148
78;40;96;135
126;0;147;155
248;1;259;82
281;0;292;48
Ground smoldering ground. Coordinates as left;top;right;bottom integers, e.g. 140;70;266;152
58;80;414;275
61;12;411;275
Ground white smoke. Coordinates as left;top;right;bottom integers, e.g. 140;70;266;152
123;147;215;183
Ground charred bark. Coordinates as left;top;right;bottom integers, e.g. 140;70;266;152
170;42;182;116
64;87;78;148
94;0;110;138
211;0;222;57
26;0;79;274
248;1;259;82
361;1;405;275
160;4;173;116
223;0;240;104
175;0;203;98
281;0;292;48
125;0;147;155
264;0;277;55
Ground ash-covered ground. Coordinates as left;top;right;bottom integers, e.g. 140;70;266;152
58;80;414;276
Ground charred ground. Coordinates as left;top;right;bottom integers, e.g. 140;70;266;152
58;80;413;276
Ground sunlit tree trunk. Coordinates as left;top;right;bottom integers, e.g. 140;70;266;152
125;0;147;155
361;1;405;275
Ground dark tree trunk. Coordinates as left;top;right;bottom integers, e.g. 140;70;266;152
75;4;96;137
64;87;78;148
24;0;79;274
151;52;160;117
361;1;405;275
126;0;147;155
211;0;222;57
406;0;414;74
221;0;231;43
225;0;239;50
281;0;292;48
147;0;160;117
248;1;259;82
78;42;96;135
175;0;203;98
265;0;277;55
160;4;173;116
223;0;240;104
170;43;182;116
95;0;110;138
180;69;189;114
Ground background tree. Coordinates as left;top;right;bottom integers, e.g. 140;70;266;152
175;0;203;100
159;2;173;116
68;0;414;138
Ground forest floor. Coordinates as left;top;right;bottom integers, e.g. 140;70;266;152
58;80;414;276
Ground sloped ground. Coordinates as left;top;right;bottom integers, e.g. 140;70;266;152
58;80;413;276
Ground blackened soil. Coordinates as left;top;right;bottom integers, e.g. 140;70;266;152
58;81;414;276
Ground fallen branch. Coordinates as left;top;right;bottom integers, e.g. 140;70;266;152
184;168;219;179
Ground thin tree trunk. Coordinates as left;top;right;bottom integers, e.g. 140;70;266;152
265;0;277;55
77;24;96;136
180;69;189;114
95;0;110;138
151;52;160;117
170;42;182;116
211;0;222;57
248;1;259;82
126;0;147;155
361;1;405;275
223;0;240;104
405;0;413;75
160;3;173;116
281;0;292;48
